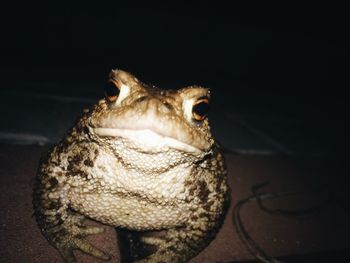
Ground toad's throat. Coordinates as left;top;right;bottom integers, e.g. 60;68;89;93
90;127;202;154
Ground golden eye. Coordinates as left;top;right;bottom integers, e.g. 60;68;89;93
192;97;210;121
105;80;120;102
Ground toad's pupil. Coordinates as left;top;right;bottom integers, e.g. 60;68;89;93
193;101;209;118
105;82;120;97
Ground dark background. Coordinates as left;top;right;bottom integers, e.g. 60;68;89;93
1;2;348;94
0;2;348;157
0;2;349;262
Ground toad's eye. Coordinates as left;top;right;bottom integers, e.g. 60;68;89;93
105;80;120;102
192;96;210;121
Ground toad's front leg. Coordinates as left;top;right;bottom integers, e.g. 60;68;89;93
33;172;110;263
135;213;223;263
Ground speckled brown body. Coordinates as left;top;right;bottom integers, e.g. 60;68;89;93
33;70;229;263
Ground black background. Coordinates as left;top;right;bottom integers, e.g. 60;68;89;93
0;1;348;145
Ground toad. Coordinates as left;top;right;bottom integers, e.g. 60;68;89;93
33;69;229;262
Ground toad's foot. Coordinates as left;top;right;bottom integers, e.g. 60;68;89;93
47;214;110;262
133;221;218;263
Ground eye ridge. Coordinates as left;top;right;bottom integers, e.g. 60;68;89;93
105;81;120;102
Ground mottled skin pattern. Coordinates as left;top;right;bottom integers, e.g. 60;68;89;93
33;70;229;263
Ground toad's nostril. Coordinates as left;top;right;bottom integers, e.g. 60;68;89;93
159;101;174;113
135;96;148;103
163;102;174;111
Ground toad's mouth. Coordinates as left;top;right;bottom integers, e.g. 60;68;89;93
90;127;202;154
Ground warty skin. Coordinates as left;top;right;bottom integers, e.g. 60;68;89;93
33;69;229;262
